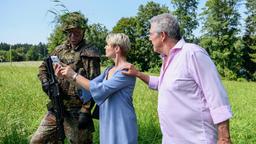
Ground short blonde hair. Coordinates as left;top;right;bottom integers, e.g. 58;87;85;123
106;33;131;56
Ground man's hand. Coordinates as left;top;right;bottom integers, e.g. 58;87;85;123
122;63;150;85
122;63;139;77
217;120;231;144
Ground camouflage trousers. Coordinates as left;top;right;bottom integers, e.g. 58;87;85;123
30;111;93;144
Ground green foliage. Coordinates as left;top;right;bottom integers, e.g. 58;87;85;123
252;72;256;81
242;0;256;80
14;47;26;61
112;17;141;69
101;56;114;67
200;0;242;80
47;26;66;53
26;46;38;61
37;42;48;60
0;43;47;62
112;1;169;71
84;23;108;56
47;11;108;55
171;0;199;42
59;11;88;31
0;43;10;51
112;17;137;60
6;48;25;62
0;62;256;143
0;50;7;62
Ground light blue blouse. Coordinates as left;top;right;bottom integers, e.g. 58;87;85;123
82;66;138;144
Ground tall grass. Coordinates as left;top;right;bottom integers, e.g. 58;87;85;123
223;81;256;144
0;62;255;143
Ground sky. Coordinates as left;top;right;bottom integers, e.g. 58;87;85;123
0;0;244;45
0;0;172;44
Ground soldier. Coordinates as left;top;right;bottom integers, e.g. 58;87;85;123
30;11;100;144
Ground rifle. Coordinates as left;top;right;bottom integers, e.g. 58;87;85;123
45;56;65;143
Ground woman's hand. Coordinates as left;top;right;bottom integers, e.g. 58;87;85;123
60;65;77;80
54;64;76;81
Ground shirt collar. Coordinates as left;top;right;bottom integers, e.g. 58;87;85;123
172;38;186;50
160;38;186;58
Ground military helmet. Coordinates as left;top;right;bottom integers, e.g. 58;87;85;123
60;11;88;31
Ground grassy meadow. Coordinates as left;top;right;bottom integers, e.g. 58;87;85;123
0;62;255;144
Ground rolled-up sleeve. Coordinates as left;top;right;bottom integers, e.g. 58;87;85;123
211;105;232;124
189;50;232;124
148;76;159;90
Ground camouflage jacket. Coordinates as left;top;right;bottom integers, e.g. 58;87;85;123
38;40;100;109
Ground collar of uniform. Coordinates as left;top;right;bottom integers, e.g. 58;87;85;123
65;40;86;51
74;40;86;51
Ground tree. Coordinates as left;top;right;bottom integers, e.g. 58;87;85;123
242;0;256;80
0;50;7;62
135;2;169;71
171;0;199;42
200;0;242;80
112;17;138;67
0;43;10;51
15;47;26;61
26;46;38;61
37;42;48;60
113;2;169;71
47;26;66;53
84;23;108;56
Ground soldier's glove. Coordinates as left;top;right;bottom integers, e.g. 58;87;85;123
41;79;50;94
78;111;95;132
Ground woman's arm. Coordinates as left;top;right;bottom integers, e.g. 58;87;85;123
55;65;91;91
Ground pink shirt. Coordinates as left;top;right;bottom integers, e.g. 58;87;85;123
149;39;232;144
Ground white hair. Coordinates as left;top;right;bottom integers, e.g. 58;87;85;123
150;13;181;40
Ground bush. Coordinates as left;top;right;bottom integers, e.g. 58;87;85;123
237;77;248;82
223;68;237;80
148;65;160;73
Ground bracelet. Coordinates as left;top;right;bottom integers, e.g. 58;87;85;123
72;73;78;81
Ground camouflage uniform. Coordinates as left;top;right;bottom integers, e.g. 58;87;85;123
30;40;100;144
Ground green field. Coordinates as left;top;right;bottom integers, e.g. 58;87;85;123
0;62;255;144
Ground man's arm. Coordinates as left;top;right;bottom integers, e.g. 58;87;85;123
135;71;150;85
217;120;231;144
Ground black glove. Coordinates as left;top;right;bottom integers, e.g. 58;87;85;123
78;112;95;132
